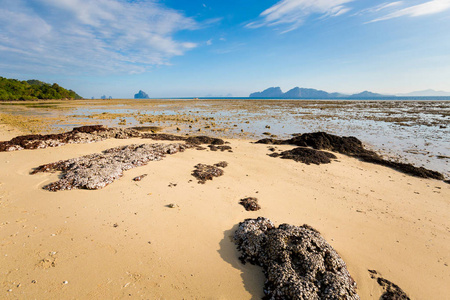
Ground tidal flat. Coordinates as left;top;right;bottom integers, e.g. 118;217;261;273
1;98;448;177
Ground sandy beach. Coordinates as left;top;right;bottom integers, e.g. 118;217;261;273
0;123;449;299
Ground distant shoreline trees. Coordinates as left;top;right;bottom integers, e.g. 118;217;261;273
0;77;82;100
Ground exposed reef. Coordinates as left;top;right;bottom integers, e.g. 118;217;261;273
270;147;337;165
0;125;140;152
234;217;360;299
257;132;444;180
192;162;227;184
0;125;227;152
31;143;191;191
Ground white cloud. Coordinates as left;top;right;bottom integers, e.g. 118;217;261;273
369;0;450;22
0;0;199;74
246;0;354;33
354;1;403;16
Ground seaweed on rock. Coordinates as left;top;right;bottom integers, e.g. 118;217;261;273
234;217;360;300
32;143;191;191
272;147;337;165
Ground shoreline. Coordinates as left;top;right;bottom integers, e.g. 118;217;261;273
0;124;449;298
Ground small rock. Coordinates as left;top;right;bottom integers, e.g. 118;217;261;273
239;197;261;211
133;174;148;181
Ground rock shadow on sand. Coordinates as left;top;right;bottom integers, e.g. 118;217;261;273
218;225;265;300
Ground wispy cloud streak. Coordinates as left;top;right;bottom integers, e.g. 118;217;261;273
0;0;199;74
369;0;450;22
246;0;354;33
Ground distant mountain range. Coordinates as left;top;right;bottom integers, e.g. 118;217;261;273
249;87;391;99
249;87;450;99
396;89;450;97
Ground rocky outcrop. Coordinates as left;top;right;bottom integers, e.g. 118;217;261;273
234;217;360;299
32;143;191;191
257;132;444;180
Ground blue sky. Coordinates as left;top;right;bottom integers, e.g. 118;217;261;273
1;0;450;98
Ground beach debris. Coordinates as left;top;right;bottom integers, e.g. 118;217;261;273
192;163;226;184
234;217;360;299
168;182;177;187
368;270;410;300
270;147;337;165
133;174;148;181
208;145;232;152
167;203;178;208
0;125;140;152
239;197;261;211
257;132;444;180
32;143;191;191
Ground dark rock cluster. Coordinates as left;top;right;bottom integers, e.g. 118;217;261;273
239;197;261;211
208;145;233;152
270;147;337;165
234;217;360;300
192;162;227;184
257;132;444;180
31;143;191;191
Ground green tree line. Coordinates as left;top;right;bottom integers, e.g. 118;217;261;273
0;77;82;100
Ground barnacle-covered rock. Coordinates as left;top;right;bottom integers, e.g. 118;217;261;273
234;217;360;300
32;143;191;191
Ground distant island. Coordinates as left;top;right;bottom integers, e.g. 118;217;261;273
134;90;149;99
249;87;391;99
0;77;82;100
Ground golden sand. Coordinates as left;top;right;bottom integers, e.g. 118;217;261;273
0;125;449;299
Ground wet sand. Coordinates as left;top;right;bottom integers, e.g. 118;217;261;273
1;99;449;177
0;124;449;299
